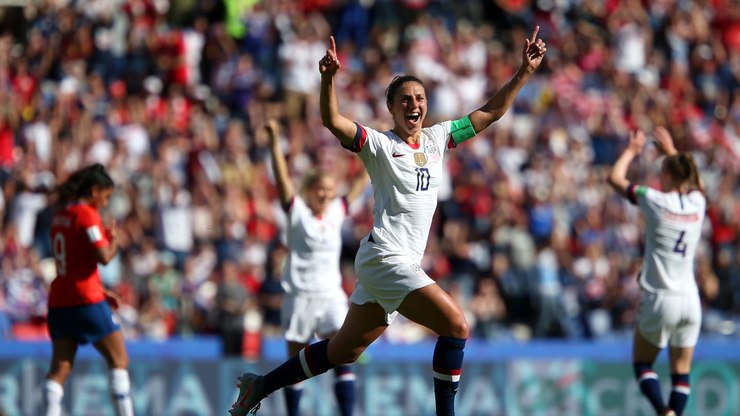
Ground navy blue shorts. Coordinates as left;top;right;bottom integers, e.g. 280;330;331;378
48;301;120;345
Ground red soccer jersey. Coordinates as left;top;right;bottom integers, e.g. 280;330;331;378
49;203;109;307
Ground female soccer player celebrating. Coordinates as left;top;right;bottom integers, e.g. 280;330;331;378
608;128;705;416
45;164;134;416
266;119;367;416
231;27;546;416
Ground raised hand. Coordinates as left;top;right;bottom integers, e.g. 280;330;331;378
318;36;341;77
628;129;647;154
103;219;118;242
265;119;280;144
523;26;547;72
652;126;678;156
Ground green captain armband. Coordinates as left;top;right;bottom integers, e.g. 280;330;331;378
627;183;648;205
450;115;477;145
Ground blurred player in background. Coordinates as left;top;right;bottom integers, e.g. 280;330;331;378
230;27;546;416
608;127;706;416
44;164;134;416
266;119;368;416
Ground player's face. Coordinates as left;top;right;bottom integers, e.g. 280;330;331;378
91;186;114;209
388;82;426;137
306;176;336;215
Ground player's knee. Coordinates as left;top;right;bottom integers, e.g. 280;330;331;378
670;357;692;374
49;361;74;379
449;316;470;340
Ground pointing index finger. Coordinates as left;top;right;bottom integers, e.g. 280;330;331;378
329;36;336;54
530;26;540;43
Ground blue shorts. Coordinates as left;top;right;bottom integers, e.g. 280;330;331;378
48;301;120;345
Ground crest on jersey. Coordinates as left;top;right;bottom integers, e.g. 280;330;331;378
414;152;428;167
425;139;439;155
426;139;440;162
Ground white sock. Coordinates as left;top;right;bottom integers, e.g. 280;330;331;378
109;368;134;416
43;379;64;416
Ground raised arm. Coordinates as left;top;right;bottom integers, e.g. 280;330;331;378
319;36;358;148
468;26;547;133
652;126;678;157
266;120;295;207
608;129;647;197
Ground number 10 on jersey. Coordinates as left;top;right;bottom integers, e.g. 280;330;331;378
416;168;430;191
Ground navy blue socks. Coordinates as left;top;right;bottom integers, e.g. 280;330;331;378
432;336;466;415
669;373;690;415
333;365;355;416
264;340;334;396
283;384;302;415
634;362;666;413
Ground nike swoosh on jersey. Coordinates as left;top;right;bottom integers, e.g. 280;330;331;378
392;152;405;158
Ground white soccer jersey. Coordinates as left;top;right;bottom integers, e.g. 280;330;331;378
282;196;348;296
629;185;706;294
347;121;455;261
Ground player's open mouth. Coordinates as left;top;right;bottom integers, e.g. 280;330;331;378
406;112;421;125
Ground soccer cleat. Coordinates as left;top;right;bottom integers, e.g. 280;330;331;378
229;373;265;416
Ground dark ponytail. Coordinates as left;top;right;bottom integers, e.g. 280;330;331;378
52;163;114;207
663;153;703;192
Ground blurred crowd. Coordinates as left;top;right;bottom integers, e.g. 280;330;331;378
0;0;739;356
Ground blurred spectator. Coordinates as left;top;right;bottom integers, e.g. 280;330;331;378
2;250;47;326
138;290;170;341
8;179;47;249
469;277;507;340
258;243;286;337
531;245;563;338
277;16;325;124
155;176;194;269
214;260;254;356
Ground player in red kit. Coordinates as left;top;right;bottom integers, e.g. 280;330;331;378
44;164;134;416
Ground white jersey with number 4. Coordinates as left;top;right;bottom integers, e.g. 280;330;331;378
347;121;455;261
630;185;706;294
282;196;348;297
